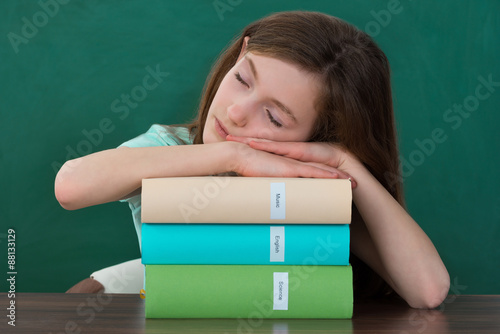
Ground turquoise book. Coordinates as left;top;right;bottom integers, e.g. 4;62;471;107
141;223;350;265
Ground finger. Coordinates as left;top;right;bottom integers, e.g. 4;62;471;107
226;135;251;144
247;141;356;185
226;135;274;145
250;141;334;164
292;164;340;179
251;141;349;172
231;140;356;187
249;141;304;158
306;162;357;188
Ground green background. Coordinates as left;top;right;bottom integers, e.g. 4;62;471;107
1;0;499;294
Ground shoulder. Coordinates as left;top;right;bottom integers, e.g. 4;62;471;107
118;124;193;148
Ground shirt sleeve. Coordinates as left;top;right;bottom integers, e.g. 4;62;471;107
117;125;191;204
118;124;191;148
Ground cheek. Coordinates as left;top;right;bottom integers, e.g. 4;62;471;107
269;127;310;143
206;84;229;119
290;130;312;142
286;120;316;142
305;120;317;141
213;77;234;104
202;121;215;144
302;112;319;141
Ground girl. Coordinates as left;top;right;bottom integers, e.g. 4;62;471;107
56;11;449;308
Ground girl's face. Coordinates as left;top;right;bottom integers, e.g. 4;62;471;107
203;52;320;144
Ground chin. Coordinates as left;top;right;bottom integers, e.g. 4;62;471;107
202;131;216;144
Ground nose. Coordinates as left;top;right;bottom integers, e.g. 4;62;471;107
227;99;252;127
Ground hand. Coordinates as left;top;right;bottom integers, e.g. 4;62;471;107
226;136;356;185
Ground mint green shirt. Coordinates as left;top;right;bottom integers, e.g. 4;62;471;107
118;125;193;250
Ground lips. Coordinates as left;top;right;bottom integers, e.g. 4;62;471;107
215;118;229;139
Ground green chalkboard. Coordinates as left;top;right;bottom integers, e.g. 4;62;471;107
1;0;499;294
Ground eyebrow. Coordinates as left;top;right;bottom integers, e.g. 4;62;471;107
246;56;298;124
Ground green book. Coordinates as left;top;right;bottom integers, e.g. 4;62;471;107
144;264;353;319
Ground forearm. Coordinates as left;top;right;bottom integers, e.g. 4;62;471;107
55;143;235;210
347;160;450;308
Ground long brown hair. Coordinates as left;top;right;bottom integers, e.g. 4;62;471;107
188;11;404;297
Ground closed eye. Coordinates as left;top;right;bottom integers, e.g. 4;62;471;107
267;110;282;128
235;72;249;88
235;71;282;128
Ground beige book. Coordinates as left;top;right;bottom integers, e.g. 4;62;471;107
141;177;351;224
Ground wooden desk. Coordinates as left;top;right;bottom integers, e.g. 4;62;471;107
2;293;499;333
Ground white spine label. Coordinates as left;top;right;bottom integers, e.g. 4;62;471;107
270;182;286;219
273;272;289;310
270;226;285;262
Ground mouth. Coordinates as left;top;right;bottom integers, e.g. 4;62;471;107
215;118;229;139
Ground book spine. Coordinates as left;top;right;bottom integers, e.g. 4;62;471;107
141;224;350;265
141;177;351;224
144;264;353;319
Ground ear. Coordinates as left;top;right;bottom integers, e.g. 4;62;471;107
236;36;250;62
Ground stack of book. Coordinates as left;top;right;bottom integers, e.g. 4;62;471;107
141;176;353;319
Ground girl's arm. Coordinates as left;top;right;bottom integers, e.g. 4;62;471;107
241;140;450;309
54;141;344;210
345;157;450;309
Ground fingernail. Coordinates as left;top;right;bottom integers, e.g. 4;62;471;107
349;178;357;188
